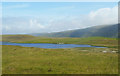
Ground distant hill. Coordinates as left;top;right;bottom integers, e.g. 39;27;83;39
30;24;118;38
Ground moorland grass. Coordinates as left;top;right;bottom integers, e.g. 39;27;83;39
2;45;118;74
2;35;118;74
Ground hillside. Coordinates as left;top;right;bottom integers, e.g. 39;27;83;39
31;24;118;38
2;35;37;42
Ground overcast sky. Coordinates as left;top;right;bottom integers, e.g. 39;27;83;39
2;2;118;34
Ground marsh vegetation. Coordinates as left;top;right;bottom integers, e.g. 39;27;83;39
2;35;118;74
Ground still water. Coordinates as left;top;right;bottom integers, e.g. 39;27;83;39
0;42;106;49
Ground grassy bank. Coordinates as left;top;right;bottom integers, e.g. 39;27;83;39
2;35;118;48
2;35;118;74
2;45;118;74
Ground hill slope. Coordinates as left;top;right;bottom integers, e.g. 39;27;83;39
31;24;118;38
2;35;37;42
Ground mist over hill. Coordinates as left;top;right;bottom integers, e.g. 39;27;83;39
30;24;118;38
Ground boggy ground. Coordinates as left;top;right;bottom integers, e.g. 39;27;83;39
2;45;118;74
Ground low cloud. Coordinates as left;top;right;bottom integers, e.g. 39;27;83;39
2;17;46;34
2;6;118;34
29;19;45;29
87;6;118;26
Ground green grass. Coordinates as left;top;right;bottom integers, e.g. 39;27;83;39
2;45;118;74
2;35;118;74
2;35;37;42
